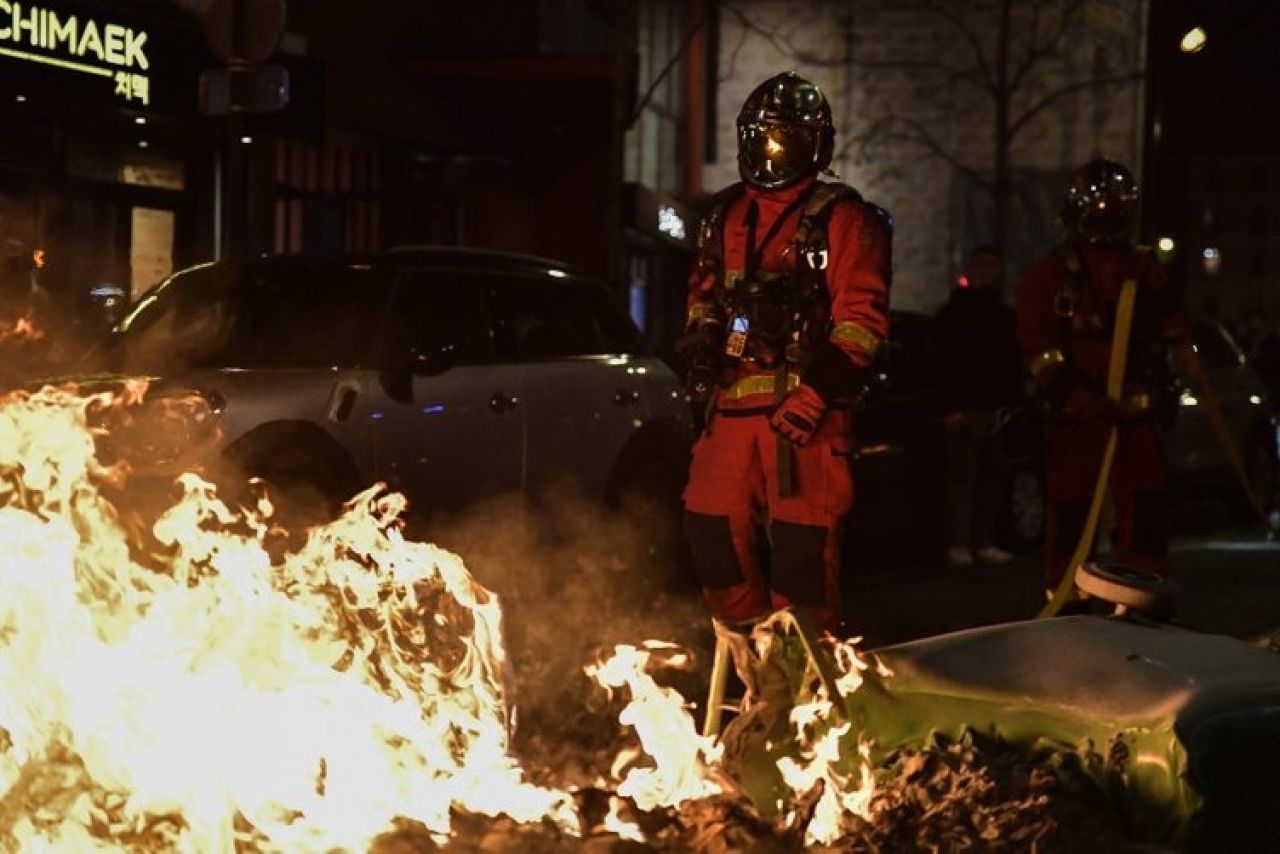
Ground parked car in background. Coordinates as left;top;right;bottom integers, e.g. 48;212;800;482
78;248;695;551
1167;319;1279;519
844;311;1279;569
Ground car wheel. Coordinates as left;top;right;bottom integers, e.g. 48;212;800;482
1075;561;1180;618
224;443;358;537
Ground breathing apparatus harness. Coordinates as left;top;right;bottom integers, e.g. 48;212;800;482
683;180;890;410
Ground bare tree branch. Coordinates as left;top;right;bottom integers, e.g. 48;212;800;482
922;0;996;91
721;8;752;83
1009;0;1044;90
628;8;708;128
721;2;814;64
841;114;994;192
723;0;989;91
1007;70;1144;140
851;58;990;90
1009;0;1085;91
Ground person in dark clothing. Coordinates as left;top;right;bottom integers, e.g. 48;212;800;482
934;245;1026;567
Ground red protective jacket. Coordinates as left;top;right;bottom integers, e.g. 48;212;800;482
1015;240;1184;417
686;178;890;411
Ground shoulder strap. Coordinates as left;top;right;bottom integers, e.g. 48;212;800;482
791;182;861;256
693;182;747;285
792;182;894;288
1050;240;1090;325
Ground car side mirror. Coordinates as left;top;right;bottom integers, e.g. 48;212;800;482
407;343;454;377
377;343;454;404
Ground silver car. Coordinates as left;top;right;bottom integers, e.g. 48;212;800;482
86;247;695;536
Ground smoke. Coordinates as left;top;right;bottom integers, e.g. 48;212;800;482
417;480;711;764
0;292;714;775
0;287;112;394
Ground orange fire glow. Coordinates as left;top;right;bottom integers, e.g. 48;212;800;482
0;385;576;849
0;309;44;343
0;384;884;848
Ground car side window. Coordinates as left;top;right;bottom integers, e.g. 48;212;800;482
489;276;606;361
113;264;391;371
112;264;234;373
237;267;393;368
583;282;644;355
384;271;496;365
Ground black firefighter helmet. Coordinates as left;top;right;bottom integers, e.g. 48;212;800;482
736;72;835;190
1062;158;1140;246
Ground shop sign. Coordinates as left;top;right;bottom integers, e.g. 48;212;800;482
0;1;152;105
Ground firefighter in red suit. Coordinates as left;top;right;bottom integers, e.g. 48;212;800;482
676;73;890;636
1015;158;1185;593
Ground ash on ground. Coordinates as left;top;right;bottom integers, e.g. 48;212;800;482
382;728;1148;853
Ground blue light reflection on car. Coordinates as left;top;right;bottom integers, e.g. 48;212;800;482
422;404;446;416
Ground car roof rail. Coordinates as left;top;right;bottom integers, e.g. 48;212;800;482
383;244;585;277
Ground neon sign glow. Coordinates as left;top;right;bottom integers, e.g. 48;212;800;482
0;1;151;104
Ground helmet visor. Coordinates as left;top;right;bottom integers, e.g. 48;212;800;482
1077;196;1137;245
737;121;817;189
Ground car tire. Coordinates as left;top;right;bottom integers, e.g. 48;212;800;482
223;441;359;537
1075;561;1180;618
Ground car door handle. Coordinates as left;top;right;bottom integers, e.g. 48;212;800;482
613;388;641;406
327;383;358;423
489;392;519;414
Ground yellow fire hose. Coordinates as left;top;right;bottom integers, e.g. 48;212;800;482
1038;279;1137;619
1174;340;1269;522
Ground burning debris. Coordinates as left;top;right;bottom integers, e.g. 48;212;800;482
0;308;43;343
0;385;576;849
0;384;1148;852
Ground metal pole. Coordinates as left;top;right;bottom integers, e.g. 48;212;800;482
701;635;730;738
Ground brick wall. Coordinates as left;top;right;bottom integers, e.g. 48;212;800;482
707;0;1148;311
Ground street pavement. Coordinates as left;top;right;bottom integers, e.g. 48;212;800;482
843;499;1280;648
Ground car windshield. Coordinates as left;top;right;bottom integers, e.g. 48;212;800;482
101;262;391;374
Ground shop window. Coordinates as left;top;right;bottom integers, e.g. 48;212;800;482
274;139;381;254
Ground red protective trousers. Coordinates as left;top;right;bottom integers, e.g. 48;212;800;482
1042;417;1168;590
683;409;853;634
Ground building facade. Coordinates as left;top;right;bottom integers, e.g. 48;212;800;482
705;0;1149;312
0;0;710;352
0;0;219;333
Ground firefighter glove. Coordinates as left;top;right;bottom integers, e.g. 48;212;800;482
770;384;827;446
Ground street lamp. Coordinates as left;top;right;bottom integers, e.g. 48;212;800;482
1202;246;1222;274
1180;26;1207;54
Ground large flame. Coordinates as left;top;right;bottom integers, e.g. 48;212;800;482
584;641;724;811
0;385;576;850
776;637;879;845
0;384;886;850
587;622;882;844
